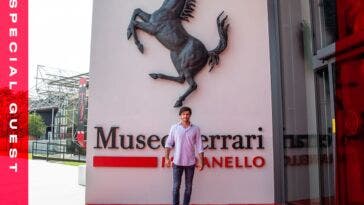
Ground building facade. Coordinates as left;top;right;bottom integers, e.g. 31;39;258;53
86;0;364;204
273;0;364;204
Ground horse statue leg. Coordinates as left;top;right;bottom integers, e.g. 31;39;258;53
149;73;185;84
174;76;197;107
127;8;151;53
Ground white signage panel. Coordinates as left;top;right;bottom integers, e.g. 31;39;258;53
87;0;274;204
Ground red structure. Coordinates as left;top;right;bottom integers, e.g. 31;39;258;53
336;1;364;204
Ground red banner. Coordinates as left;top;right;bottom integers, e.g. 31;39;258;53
76;78;87;148
336;0;364;204
94;156;158;168
0;0;28;204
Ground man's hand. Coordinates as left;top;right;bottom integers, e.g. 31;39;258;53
165;148;172;167
165;158;172;167
196;153;204;171
196;159;204;171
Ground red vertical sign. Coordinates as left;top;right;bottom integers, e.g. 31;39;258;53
336;0;364;205
76;77;87;148
0;0;28;204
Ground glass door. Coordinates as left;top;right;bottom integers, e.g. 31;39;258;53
315;65;335;205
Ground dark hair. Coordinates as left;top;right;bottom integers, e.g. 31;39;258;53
179;106;192;115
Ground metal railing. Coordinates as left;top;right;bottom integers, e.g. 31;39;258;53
32;141;86;162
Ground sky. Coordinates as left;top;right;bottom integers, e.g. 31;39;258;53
29;0;93;88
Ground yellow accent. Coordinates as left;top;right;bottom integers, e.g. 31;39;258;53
332;118;336;134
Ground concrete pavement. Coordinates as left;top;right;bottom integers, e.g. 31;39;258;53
29;159;85;205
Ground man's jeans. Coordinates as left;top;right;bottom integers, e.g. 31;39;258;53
173;164;195;205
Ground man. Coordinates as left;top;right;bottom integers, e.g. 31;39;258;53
165;106;204;205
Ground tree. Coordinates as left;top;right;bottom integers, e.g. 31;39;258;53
29;113;46;139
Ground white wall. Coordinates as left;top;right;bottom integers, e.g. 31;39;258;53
87;0;274;204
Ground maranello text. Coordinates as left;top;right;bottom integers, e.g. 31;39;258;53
93;126;266;169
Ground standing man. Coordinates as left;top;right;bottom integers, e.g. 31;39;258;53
165;106;204;205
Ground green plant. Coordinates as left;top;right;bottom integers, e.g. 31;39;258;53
29;113;46;139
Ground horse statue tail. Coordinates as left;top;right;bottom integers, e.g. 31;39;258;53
208;11;229;72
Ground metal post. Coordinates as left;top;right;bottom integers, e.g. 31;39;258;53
268;0;286;203
78;147;81;161
46;142;49;161
51;108;54;142
328;62;336;199
72;79;76;141
32;141;34;158
58;84;61;145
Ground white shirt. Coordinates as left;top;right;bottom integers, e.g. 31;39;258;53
165;123;204;166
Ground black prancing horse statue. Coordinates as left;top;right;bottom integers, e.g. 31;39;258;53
127;0;229;107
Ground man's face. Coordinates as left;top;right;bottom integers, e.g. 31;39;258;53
180;111;191;123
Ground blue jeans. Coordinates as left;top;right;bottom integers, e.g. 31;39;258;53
172;164;195;205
